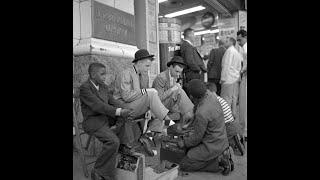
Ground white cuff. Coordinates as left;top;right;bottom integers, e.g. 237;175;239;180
115;108;122;116
169;120;175;126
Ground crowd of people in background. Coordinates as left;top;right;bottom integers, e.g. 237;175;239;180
77;27;247;180
181;28;247;143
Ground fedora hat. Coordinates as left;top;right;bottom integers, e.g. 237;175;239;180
167;56;187;67
132;49;155;63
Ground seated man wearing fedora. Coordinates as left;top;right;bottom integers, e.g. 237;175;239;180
113;49;174;156
152;56;194;127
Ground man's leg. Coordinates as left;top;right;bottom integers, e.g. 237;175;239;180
180;155;220;173
180;156;210;172
213;79;222;96
164;88;194;115
239;75;247;137
116;118;141;146
146;89;170;120
92;124;120;180
231;82;240;123
125;93;170;156
147;118;164;132
126;91;169;122
220;83;233;107
176;88;194;115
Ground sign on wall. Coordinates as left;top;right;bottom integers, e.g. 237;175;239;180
92;1;136;46
238;11;247;31
218;17;237;40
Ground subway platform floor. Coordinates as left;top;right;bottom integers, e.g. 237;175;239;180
73;141;247;180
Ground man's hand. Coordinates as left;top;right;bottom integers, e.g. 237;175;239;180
120;108;134;120
171;85;179;92
171;83;181;92
175;83;182;89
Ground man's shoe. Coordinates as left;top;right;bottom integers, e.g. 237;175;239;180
139;136;154;156
239;135;246;149
232;135;245;156
119;144;135;155
91;169;106;180
219;149;233;176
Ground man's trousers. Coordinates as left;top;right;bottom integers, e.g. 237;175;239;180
221;82;239;124
208;78;221;96
123;88;169;132
92;124;120;180
180;154;221;173
163;88;194;117
239;75;247;137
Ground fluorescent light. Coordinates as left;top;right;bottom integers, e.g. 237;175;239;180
194;29;219;36
158;0;168;3
164;6;206;18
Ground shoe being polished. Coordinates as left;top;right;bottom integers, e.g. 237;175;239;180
139;135;155;156
118;144;135;155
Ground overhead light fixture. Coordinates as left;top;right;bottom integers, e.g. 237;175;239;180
164;5;206;18
158;0;168;3
194;29;219;36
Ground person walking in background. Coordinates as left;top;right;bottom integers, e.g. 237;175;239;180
220;37;243;125
207;39;226;95
180;28;207;83
237;30;247;141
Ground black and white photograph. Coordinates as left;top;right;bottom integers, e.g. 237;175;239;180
73;0;247;179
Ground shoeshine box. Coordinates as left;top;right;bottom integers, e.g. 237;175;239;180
115;152;145;180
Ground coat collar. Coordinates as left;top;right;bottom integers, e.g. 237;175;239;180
184;39;193;46
90;79;99;91
133;65;139;74
87;79;106;102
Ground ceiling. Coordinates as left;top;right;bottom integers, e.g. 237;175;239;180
159;0;245;31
